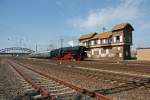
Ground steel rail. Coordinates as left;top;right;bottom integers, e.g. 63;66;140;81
9;62;56;100
13;60;112;100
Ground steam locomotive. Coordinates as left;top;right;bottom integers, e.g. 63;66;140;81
31;46;87;60
50;46;87;60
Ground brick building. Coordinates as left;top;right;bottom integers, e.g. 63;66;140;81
137;48;150;61
79;22;134;60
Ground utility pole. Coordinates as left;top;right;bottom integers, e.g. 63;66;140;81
60;38;63;56
60;38;63;49
102;27;106;32
35;44;38;53
19;39;23;53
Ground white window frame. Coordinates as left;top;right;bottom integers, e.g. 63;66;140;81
91;49;94;55
99;49;101;55
119;53;122;57
120;35;123;42
114;37;116;43
106;49;109;54
84;42;86;46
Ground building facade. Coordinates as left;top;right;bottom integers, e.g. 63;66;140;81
79;23;134;60
137;48;150;61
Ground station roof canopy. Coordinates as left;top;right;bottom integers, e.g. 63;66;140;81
92;32;112;39
112;22;134;31
79;32;97;40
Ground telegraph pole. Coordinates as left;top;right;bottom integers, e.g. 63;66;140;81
59;38;63;64
102;27;106;32
35;44;38;53
60;38;63;49
19;39;23;53
60;38;63;56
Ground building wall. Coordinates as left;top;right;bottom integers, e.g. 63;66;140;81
88;46;125;59
137;48;150;61
79;24;133;60
123;45;131;59
123;28;133;44
112;46;123;58
80;36;132;60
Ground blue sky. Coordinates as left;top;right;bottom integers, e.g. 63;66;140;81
0;0;150;51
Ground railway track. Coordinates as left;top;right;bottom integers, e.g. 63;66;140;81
0;59;35;100
18;58;150;85
13;58;150;100
7;60;111;100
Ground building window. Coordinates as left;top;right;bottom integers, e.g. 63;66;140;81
89;41;92;46
124;36;132;43
91;49;94;55
126;51;128;56
116;36;120;43
102;39;106;44
119;53;122;57
91;40;95;45
120;36;123;42
82;42;84;46
94;51;99;55
129;37;131;43
99;49;101;55
102;49;106;54
118;47;121;50
94;40;97;45
114;37;116;43
105;38;108;43
84;42;86;46
106;49;109;54
97;39;101;44
108;37;112;43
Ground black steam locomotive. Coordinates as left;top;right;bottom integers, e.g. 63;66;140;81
50;46;87;60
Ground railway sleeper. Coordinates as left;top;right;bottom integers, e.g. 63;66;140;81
50;90;73;95
48;87;71;92
13;89;39;100
56;93;79;100
43;85;66;90
38;83;61;87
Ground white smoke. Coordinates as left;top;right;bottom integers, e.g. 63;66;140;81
68;41;74;47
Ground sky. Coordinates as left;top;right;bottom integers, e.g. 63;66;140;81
0;0;150;51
